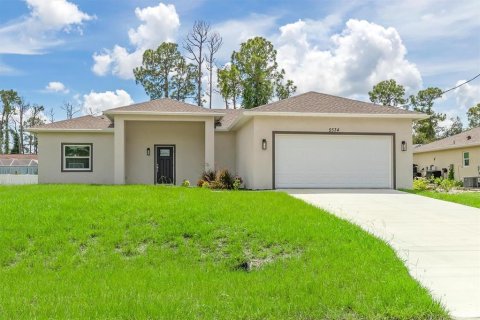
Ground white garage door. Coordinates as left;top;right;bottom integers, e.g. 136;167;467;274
274;134;393;189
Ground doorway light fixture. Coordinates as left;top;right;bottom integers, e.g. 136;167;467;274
262;139;267;150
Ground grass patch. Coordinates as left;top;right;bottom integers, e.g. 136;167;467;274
0;185;447;319
404;189;480;208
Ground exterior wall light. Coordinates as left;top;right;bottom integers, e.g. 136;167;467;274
262;139;267;150
146;147;151;156
401;141;407;152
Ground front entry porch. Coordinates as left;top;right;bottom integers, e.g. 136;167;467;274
113;116;215;185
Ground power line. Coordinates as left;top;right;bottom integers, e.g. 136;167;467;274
441;73;480;95
398;72;480;109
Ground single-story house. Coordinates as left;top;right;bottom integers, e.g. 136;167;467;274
29;91;426;189
413;127;480;181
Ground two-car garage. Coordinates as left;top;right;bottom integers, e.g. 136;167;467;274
273;133;395;189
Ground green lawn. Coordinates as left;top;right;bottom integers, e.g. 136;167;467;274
404;189;480;208
0;185;447;319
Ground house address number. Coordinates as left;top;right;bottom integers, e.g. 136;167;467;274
329;128;340;132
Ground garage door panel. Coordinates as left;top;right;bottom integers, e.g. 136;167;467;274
275;134;393;189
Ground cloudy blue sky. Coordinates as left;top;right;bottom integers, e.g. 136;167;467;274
0;0;479;126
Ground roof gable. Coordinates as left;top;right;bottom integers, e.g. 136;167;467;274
414;127;480;153
30;115;113;131
104;98;218;115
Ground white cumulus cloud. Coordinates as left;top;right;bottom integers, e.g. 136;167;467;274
82;90;134;115
213;14;278;61
0;0;93;54
45;81;69;93
275;19;422;98
453;81;480;111
92;3;180;79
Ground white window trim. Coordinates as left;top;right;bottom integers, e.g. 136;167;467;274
463;151;470;167
62;143;92;172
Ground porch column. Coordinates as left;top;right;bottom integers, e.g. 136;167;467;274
114;117;125;184
204;118;215;171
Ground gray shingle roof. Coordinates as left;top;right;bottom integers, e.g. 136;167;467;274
30;115;113;130
104;98;217;114
250;91;422;115
214;109;243;128
414;127;480;153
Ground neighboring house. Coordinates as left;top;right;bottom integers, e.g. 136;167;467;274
413;127;480;181
29;91;425;189
0;154;38;175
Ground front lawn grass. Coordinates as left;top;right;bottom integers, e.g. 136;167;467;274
404;189;480;208
0;185;447;319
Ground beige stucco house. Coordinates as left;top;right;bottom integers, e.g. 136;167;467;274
29;92;426;189
413;127;480;181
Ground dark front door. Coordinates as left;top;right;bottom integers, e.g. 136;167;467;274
156;146;175;184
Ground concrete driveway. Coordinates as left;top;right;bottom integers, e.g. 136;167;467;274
286;189;480;319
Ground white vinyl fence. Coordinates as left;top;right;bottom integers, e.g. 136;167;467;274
0;174;38;185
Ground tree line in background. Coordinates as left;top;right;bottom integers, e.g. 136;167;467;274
0;91;82;154
368;79;480;144
133;20;297;109
0;90;46;154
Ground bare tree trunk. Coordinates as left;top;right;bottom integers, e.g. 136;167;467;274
48;108;55;123
165;74;169;98
205;32;222;109
0;118;3;154
208;62;213;109
61;102;80;119
19;111;23;154
184;21;210;107
4;113;10;154
18;100;30;154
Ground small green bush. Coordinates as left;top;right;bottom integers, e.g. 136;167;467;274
198;169;243;190
233;177;243;190
201;170;217;183
448;165;455;180
413;178;429;191
217;169;235;189
181;180;190;187
433;177;443;186
439;179;456;192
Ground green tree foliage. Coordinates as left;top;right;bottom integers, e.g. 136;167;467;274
134;42;184;100
448;164;455;181
467;103;480;128
171;59;197;102
368;79;407;108
217;63;242;109
442;116;463;138
409;87;446;144
26;104;45;154
0;90;21;154
275;69;297;100
230;37;296;109
10;129;20;154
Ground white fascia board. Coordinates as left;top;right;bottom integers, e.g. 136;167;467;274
27;128;114;133
413;143;480;154
103;111;225;117
244;111;428;120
